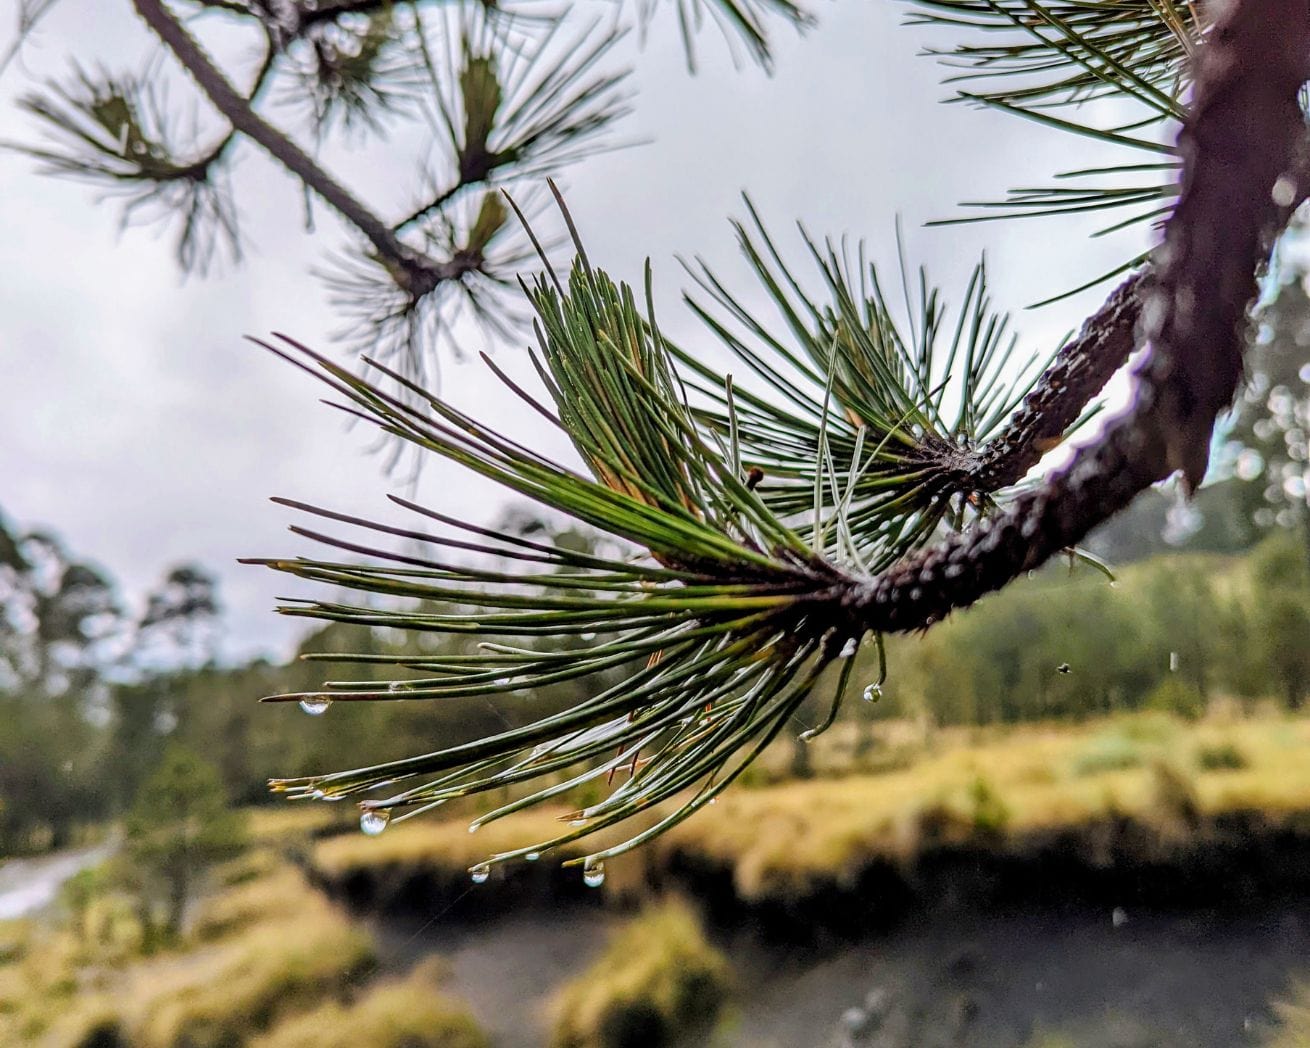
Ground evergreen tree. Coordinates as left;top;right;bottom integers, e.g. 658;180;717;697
1250;532;1310;710
122;745;246;940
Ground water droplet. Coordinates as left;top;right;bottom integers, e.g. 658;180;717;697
359;809;389;836
862;683;882;702
470;863;491;885
1273;174;1298;208
299;694;331;716
1169;651;1179;673
580;631;597;641
840;1007;868;1035
388;681;403;692
1111;906;1128;928
583;860;605;888
525;851;541;862
839;638;858;659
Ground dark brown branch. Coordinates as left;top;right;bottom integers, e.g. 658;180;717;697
394;181;466;235
166;32;279;182
965;270;1144;492
852;0;1310;635
131;0;464;294
904;268;1147;506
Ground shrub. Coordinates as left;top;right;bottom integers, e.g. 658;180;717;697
1149;760;1202;829
252;958;486;1048
967;776;1011;837
1195;740;1250;772
1071;734;1143;777
550;900;732;1048
1145;676;1206;721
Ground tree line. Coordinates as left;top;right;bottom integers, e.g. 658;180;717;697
1;490;1306;861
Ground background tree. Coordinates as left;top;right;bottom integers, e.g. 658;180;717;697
1250;531;1310;711
1221;227;1310;564
0;512;121;850
121;745;246;942
137;563;221;669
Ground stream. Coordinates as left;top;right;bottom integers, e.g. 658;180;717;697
368;897;1310;1047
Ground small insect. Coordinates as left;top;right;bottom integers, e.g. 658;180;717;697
1057;663;1071;675
745;467;764;490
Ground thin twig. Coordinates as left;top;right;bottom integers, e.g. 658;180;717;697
131;0;464;293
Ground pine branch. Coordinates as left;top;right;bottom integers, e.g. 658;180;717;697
674;208;1143;566
851;0;1310;633
252;0;1310;870
909;1;1193;258
391;20;633;235
961;270;1143;493
131;0;468;294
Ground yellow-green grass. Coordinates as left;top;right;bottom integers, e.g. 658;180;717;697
549;899;732;1048
250;957;486;1048
655;713;1310;901
245;804;350;845
1265;976;1310;1047
292;713;1310;909
192;859;326;940
137;880;375;1048
0;851;377;1048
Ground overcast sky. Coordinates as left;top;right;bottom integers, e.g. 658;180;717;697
0;1;1155;661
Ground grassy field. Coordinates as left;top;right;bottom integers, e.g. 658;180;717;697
0;847;484;1048
657;712;1310;901
303;711;1310;909
10;709;1310;1045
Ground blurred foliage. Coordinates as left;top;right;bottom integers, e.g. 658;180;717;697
1222;229;1310;546
896;536;1307;730
121;746;247;942
549;898;732;1048
0;845;389;1047
249;957;486;1048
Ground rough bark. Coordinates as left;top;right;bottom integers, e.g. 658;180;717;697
854;0;1310;634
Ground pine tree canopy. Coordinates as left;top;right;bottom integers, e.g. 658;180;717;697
10;1;1310;878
